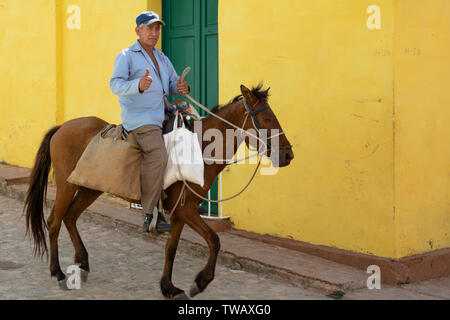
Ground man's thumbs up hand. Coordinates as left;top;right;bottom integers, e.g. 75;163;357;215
139;69;152;92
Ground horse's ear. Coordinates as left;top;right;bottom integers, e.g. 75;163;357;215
240;85;257;105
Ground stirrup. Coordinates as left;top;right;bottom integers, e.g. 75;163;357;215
143;208;171;234
154;213;171;233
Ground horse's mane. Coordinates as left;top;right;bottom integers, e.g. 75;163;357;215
210;83;270;115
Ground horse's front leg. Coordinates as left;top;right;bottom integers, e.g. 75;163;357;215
160;215;189;300
180;203;220;298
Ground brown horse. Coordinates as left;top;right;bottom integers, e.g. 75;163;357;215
24;84;294;299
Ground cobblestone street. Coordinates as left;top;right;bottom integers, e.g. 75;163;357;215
0;194;331;300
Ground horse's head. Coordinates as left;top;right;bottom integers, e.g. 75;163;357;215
240;84;294;167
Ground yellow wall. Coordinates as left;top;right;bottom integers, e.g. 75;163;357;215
219;0;397;258
0;0;58;168
220;0;449;259
1;0;448;259
394;0;450;257
0;0;160;167
61;0;161;124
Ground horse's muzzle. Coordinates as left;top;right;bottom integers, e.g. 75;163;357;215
271;148;294;168
281;149;294;167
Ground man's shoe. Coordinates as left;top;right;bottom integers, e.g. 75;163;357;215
142;212;171;233
143;213;152;233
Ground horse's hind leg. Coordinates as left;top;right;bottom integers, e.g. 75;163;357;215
47;183;77;286
160;215;188;300
63;187;102;282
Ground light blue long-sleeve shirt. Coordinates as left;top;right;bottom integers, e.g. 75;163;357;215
110;40;181;131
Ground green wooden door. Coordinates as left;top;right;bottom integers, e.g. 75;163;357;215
163;0;219;214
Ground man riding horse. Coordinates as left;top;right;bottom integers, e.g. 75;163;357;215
110;11;190;233
24;11;294;299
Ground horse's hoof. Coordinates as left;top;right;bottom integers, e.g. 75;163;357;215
58;278;69;290
174;293;190;300
189;282;200;298
80;269;89;282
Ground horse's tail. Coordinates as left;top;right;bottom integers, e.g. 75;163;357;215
24;125;61;259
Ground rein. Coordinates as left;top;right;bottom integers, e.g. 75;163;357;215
167;67;289;216
186;94;287;164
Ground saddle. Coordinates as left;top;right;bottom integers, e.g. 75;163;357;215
67;99;199;203
67;123;142;203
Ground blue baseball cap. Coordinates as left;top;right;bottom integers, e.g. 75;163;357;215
136;11;165;27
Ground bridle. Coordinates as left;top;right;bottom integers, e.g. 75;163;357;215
241;98;292;153
166;94;294;215
163;67;294;216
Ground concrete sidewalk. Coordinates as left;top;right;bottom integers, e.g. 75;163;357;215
0;163;448;300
